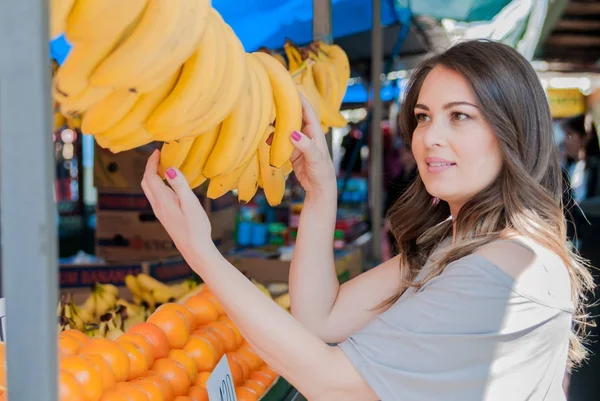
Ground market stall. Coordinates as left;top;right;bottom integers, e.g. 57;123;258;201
0;0;582;400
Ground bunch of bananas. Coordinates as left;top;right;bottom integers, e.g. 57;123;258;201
125;273;200;310
51;0;349;206
56;283;119;333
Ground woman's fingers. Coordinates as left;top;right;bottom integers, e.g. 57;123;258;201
163;166;202;214
289;130;322;164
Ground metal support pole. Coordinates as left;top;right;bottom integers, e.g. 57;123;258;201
369;0;383;262
0;1;59;400
313;0;334;155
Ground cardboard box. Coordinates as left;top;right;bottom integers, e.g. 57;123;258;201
227;247;363;284
94;143;158;190
95;189;237;263
60;257;195;303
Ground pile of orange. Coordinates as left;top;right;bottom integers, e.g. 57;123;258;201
56;286;278;401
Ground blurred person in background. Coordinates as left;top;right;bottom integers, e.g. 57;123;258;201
562;114;600;203
383;126;417;258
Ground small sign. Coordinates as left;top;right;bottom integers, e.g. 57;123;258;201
206;354;237;401
0;297;6;342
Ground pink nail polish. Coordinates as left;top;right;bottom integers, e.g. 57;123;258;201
291;131;302;141
165;168;177;179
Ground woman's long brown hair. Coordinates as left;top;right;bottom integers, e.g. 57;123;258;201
386;39;594;370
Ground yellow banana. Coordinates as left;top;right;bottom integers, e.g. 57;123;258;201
237;154;260;203
136;273;171;294
207;126;274;200
65;0;145;42
179;124;221;188
202;68;253;179
228;55;262;172
284;40;303;72
106;128;155;154
94;68;181;147
54;0;148;100
81;89;139;134
59;86;112;117
145;9;222;137
258;131;286;207
124;275;155;309
305;61;346;128
50;0;77;40
90;0;210;91
98;283;119;297
316;42;350;108
253;52;302;169
158;137;195;179
310;48;340;111
175;23;248;138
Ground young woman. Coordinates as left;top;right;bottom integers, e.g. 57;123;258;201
141;39;594;400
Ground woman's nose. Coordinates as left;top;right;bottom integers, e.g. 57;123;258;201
422;120;448;148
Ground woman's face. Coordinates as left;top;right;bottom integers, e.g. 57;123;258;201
411;66;503;214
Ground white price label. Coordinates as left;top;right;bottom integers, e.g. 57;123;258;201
206;354;237;401
0;297;5;342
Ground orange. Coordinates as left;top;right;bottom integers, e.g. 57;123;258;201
128;323;170;359
235;386;259;401
182;335;217;372
236;347;263;371
243;379;267;397
248;371;275;388
173;397;193;401
168;349;198;383
226;353;249;383
80;354;116;391
58;370;86;401
99;389;130;401
119;340;148;380
192;329;224;358
156;304;197;332
78;338;130;383
60;356;103;401
193;371;211;388
184;295;218;326
225;356;244;386
217;316;243;347
135;372;174;401
202;321;237;352
130;378;164;401
114;382;149;401
188;385;209;401
58;334;82;357
151;358;191;397
199;292;225;315
147;308;190;349
63;329;90;345
261;365;278;379
231;351;256;374
117;333;155;368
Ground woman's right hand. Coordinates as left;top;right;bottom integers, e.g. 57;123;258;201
289;94;337;198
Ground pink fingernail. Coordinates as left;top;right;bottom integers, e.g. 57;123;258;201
291;131;302;141
165;168;177;179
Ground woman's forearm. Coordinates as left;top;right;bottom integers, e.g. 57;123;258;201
188;248;349;400
288;190;340;339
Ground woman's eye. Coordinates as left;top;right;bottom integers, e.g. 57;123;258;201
415;113;430;122
451;112;470;121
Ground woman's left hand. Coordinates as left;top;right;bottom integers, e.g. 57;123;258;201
141;149;216;261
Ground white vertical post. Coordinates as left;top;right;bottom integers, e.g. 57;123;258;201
0;1;59;400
